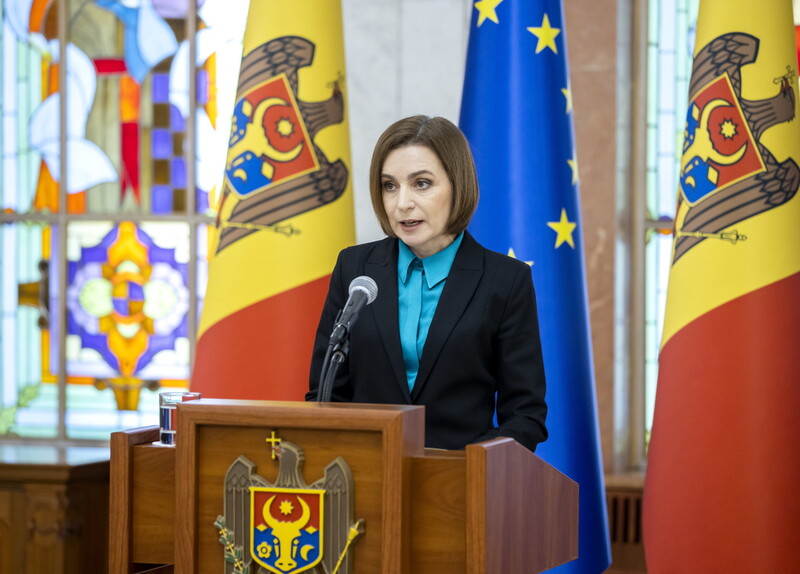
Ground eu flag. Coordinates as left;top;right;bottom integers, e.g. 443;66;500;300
459;1;611;572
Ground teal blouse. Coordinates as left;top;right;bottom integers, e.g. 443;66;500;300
397;232;464;390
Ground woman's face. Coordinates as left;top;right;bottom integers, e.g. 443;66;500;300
380;145;455;259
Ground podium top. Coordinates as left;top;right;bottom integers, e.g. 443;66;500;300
175;398;425;432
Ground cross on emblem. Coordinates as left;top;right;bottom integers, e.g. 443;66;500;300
266;430;282;460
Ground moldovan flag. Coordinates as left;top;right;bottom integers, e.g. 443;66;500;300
460;1;610;572
192;0;355;400
643;1;800;572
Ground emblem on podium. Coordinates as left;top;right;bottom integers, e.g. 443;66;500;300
215;434;364;574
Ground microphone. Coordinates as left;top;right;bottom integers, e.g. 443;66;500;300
329;276;378;346
318;276;378;402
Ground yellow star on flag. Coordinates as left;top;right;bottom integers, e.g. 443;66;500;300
561;87;573;113
527;13;560;54
507;247;534;266
474;0;503;27
567;158;579;184
547;208;577;248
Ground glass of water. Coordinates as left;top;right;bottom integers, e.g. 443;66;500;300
158;391;201;446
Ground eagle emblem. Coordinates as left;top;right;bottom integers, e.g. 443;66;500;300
216;36;349;254
673;33;799;262
215;438;364;574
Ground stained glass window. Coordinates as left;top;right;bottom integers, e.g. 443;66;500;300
1;223;52;437
0;0;246;441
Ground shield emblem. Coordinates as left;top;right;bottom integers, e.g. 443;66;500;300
679;72;765;205
250;487;325;574
226;73;320;197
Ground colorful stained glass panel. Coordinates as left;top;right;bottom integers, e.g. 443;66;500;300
1;12;46;214
0;222;54;438
63;221;192;384
2;0;240;444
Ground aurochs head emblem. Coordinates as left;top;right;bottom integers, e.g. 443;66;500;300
251;488;323;574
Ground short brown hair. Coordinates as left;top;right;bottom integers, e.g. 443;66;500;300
369;115;479;237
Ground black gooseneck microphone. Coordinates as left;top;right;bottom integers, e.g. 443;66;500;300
317;276;378;402
329;276;378;346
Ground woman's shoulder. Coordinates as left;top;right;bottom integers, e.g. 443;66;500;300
485;251;533;285
337;236;395;264
465;233;531;274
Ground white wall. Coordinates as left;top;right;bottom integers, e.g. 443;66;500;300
342;0;472;244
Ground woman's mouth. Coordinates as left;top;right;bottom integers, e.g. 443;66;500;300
400;220;422;228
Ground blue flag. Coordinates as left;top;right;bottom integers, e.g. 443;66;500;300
459;1;611;572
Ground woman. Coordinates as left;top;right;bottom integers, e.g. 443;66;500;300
308;115;547;452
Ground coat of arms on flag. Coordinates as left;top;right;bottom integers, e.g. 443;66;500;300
673;32;798;262
215;35;350;254
214;438;363;574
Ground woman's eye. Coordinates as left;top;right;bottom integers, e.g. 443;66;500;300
415;179;431;189
382;181;396;191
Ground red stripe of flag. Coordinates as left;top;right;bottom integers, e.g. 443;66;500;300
644;271;800;572
192;275;330;401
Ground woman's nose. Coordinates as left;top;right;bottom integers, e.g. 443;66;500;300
396;187;415;209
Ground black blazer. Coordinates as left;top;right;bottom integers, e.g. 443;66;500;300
307;232;547;451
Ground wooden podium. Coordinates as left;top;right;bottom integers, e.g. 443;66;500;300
109;399;577;574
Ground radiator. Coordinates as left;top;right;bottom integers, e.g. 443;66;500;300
605;474;647;573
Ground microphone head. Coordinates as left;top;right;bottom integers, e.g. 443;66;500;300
348;276;378;304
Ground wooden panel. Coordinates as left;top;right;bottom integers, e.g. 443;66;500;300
110;425;163;574
131;445;176;564
409;453;467;573
0;489;15;574
466;439;579;574
0;446;109;574
173;400;425;574
24;483;68;571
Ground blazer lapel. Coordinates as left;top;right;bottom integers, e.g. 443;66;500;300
412;233;484;400
365;238;412;401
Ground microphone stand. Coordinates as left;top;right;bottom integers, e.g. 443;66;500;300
317;309;350;402
317;338;348;402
